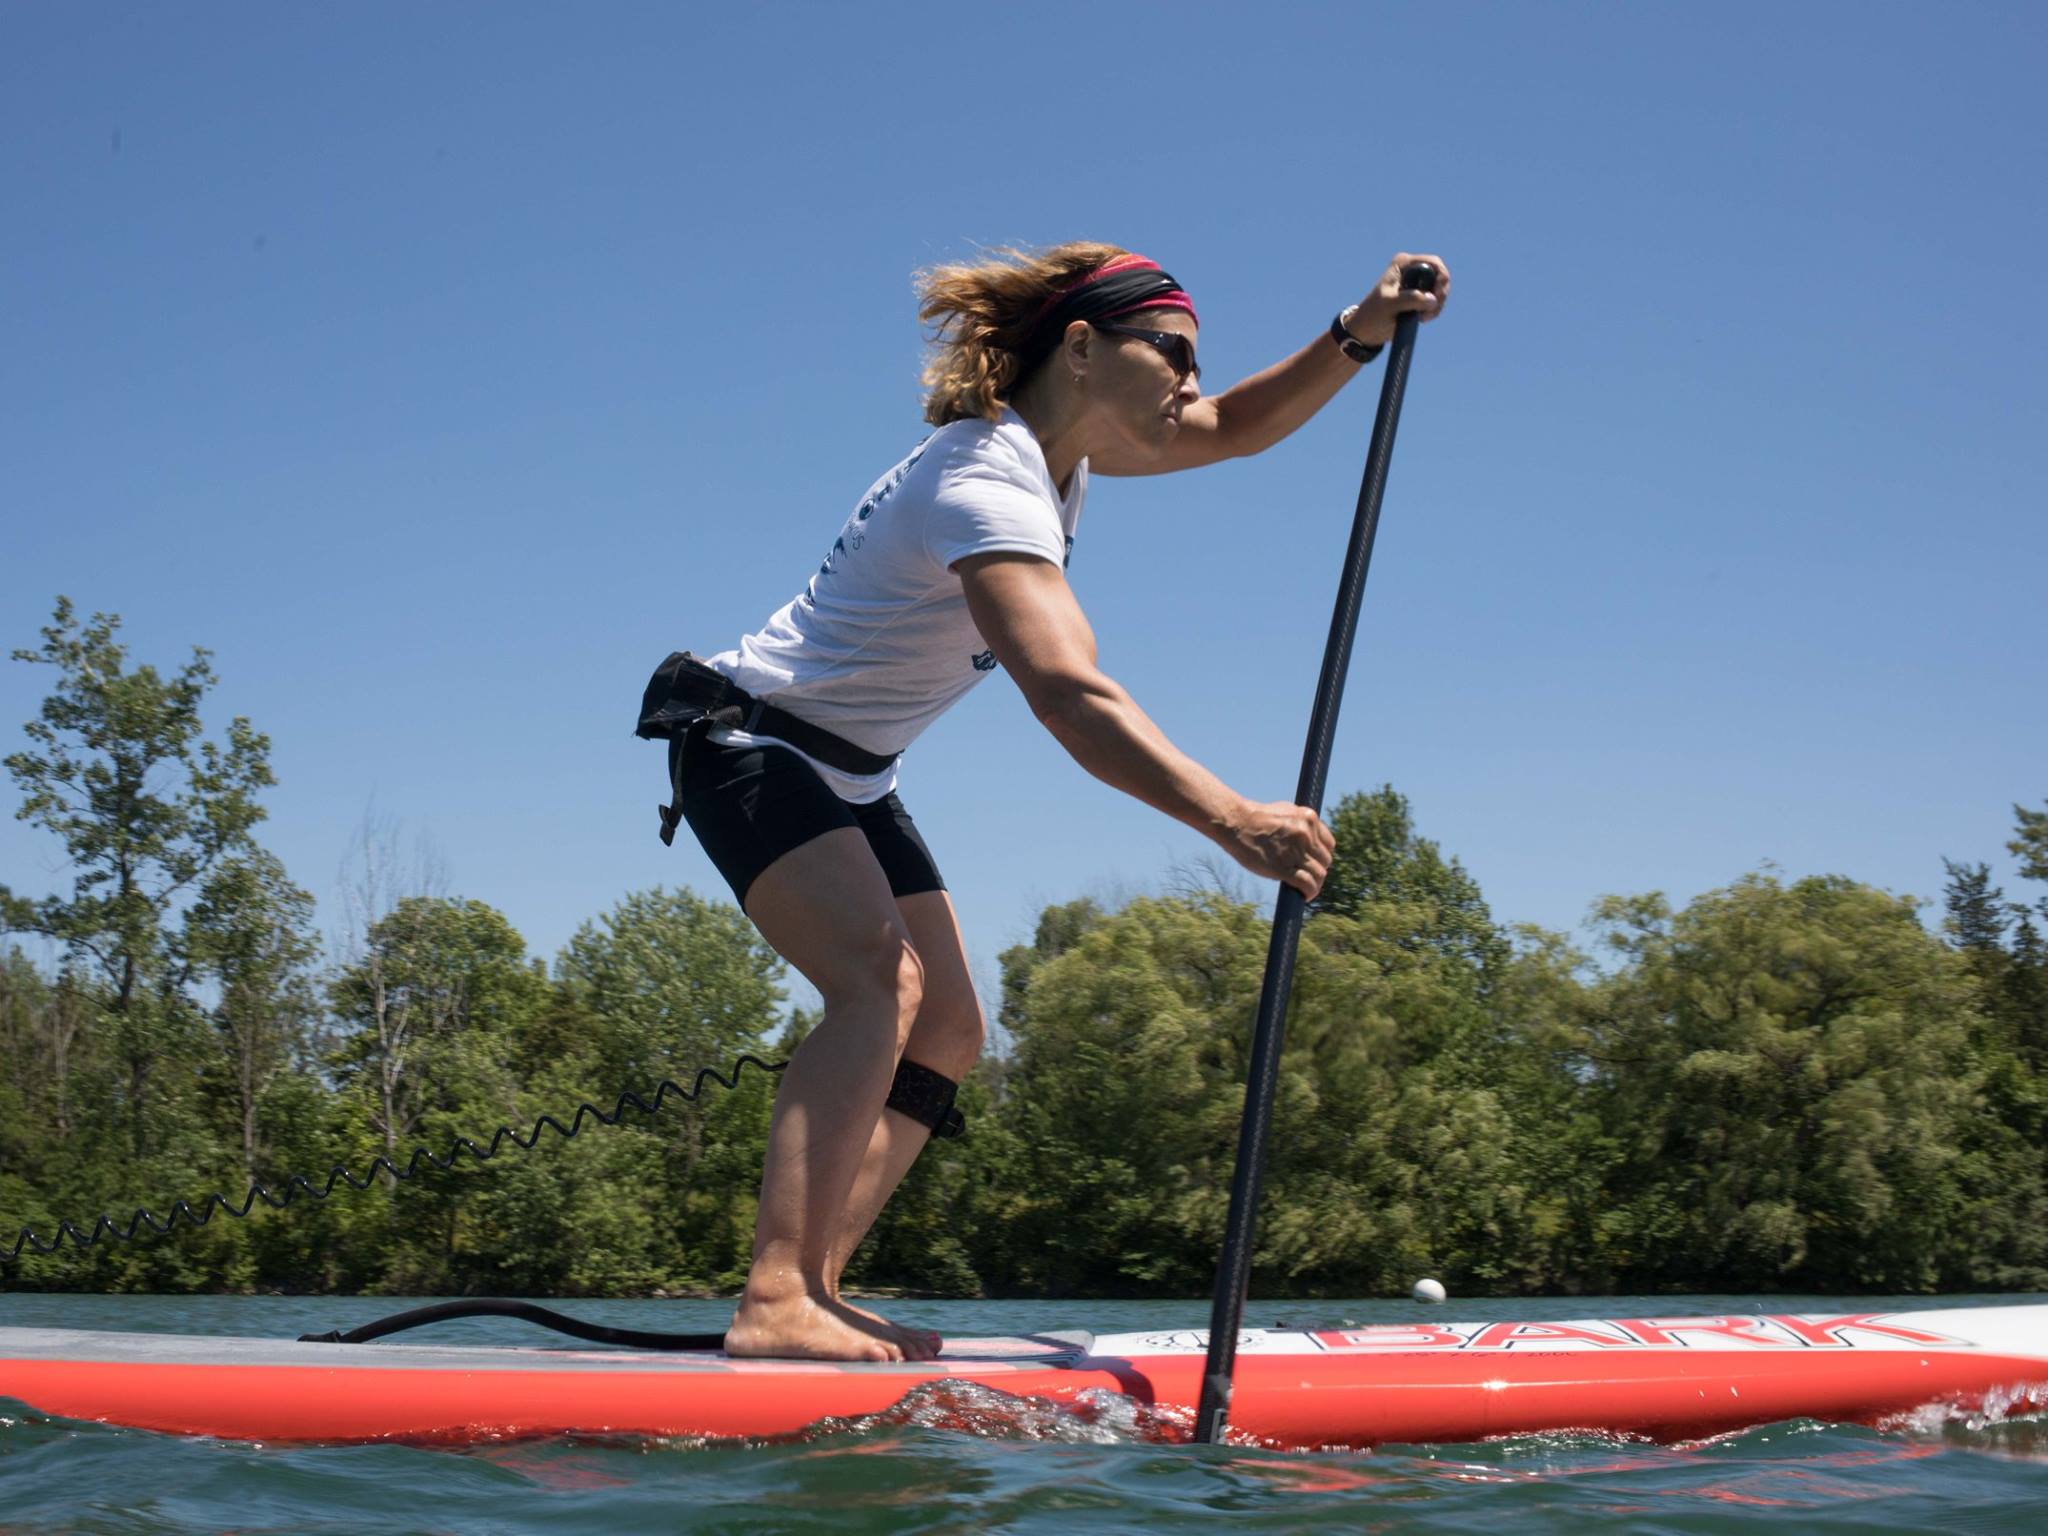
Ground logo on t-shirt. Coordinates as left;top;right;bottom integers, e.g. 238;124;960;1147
855;442;930;523
971;650;997;672
804;441;933;606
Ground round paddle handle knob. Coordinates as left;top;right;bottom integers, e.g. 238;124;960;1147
1399;261;1439;294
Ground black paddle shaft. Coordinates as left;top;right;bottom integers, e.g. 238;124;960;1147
1192;262;1437;1445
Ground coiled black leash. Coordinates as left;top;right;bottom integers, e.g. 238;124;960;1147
2;1052;788;1263
297;1297;729;1351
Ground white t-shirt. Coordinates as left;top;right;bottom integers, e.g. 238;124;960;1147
706;408;1087;802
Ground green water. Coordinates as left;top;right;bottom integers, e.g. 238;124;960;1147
4;1293;2045;1533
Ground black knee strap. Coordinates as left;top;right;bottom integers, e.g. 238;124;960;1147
886;1058;965;1139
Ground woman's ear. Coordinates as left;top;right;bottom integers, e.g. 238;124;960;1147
1061;319;1092;381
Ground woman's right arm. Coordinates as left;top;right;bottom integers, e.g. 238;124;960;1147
957;552;1333;899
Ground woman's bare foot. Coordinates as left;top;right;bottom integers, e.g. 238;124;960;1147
834;1295;942;1361
724;1288;909;1362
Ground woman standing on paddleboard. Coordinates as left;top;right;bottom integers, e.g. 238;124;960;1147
644;243;1448;1361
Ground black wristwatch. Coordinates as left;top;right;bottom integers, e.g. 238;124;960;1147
1330;305;1383;365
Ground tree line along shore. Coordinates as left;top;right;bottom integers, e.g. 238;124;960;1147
4;598;2045;1299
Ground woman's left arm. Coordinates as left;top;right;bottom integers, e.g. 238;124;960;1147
1104;251;1449;477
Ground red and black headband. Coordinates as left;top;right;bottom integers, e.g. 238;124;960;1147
1024;254;1197;363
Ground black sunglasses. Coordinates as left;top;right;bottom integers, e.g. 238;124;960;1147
1090;321;1200;383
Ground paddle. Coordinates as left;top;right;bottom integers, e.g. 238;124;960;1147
1192;261;1438;1445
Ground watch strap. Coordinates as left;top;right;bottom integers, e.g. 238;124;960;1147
1330;307;1384;364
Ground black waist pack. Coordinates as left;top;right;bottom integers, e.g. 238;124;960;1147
635;651;899;846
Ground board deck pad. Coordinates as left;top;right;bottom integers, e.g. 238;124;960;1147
0;1327;1094;1378
4;1307;2046;1448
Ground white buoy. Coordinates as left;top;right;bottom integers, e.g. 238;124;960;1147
1412;1277;1447;1304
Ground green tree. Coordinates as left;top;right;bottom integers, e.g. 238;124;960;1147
2;598;276;1159
2010;800;2048;888
0;948;88;1149
1582;873;2014;1291
1317;785;1510;978
984;879;1545;1298
183;850;322;1181
460;887;787;1297
325;897;547;1290
553;886;784;1089
328;897;543;1157
1479;923;1622;1292
1936;810;2048;1286
2000;801;2048;1067
0;952;70;1256
1943;859;2009;954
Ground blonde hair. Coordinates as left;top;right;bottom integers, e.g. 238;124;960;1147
915;241;1130;426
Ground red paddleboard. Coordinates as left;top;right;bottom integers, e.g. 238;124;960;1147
4;1305;2045;1448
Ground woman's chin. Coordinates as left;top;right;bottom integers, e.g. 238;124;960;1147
1112;416;1179;463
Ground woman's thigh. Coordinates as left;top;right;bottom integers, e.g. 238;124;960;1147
744;827;922;1009
680;741;941;1007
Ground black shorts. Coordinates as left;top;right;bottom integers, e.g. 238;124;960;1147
677;737;945;910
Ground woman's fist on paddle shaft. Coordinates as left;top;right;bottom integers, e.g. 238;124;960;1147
1345;252;1452;347
1224;799;1335;900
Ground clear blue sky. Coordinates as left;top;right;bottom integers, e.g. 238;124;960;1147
6;2;2044;1009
